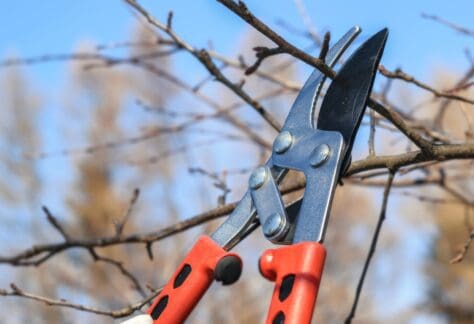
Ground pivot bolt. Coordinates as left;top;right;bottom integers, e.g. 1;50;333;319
310;144;331;168
262;213;286;238
273;131;293;154
249;166;268;190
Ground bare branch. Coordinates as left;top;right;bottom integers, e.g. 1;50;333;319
0;283;159;318
368;108;376;156
125;0;283;132
208;50;301;91
379;65;474;105
166;11;173;31
368;99;435;154
114;188;141;237
318;32;330;62
422;13;474;37
216;0;336;78
450;230;474;264
88;249;146;298
245;46;285;75
42;206;70;241
292;0;322;45
0;201;238;266
348;143;474;176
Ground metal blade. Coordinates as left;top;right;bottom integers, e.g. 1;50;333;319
317;28;388;164
281;26;361;133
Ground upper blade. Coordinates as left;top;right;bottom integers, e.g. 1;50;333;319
281;26;361;133
317;28;388;162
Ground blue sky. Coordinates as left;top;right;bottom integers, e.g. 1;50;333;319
1;0;473;86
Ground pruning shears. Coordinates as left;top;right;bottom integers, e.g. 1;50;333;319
145;26;388;324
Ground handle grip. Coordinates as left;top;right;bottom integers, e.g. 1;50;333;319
147;235;241;323
259;242;326;324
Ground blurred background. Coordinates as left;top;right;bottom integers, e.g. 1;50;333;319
0;0;473;323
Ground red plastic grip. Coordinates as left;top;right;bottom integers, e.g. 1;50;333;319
147;235;241;323
259;242;326;324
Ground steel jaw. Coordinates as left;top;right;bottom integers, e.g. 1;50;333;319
211;26;362;249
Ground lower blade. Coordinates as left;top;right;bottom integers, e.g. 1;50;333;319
317;28;388;164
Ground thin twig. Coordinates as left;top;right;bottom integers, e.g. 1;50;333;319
88;249;146;298
450;230;474;264
208;50;301;91
216;0;336;78
368;108;376;156
245;46;285;75
125;0;283;132
0;201;237;266
379;65;474;105
188;167;231;206
114;188;140;237
1;47;273;150
348;143;474;176
42;206;70;241
318;32;330;62
345;171;396;323
422;13;474;37
292;0;322;45
434;65;474;128
33;99;270;159
0;283;159;318
368;99;434;154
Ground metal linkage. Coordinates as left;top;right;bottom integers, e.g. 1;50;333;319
250;128;344;244
249;166;289;242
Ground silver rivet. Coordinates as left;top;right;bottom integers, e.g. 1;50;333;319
249;166;268;190
262;213;284;237
310;144;331;167
273;131;293;154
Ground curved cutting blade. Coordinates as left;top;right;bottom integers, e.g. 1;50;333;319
317;28;388;167
281;26;361;133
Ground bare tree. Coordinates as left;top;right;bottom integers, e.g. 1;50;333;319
0;1;473;323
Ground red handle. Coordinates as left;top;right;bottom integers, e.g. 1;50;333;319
147;235;241;323
259;242;326;324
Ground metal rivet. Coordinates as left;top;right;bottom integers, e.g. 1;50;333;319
249;166;268;190
262;213;285;237
273;131;293;154
310;144;331;168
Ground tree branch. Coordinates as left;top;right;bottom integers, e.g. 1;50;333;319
216;0;336;78
422;13;474;37
450;230;474;264
379;65;474;105
125;0;283;132
0;283;159;318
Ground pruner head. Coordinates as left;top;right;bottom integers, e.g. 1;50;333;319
280;28;388;174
